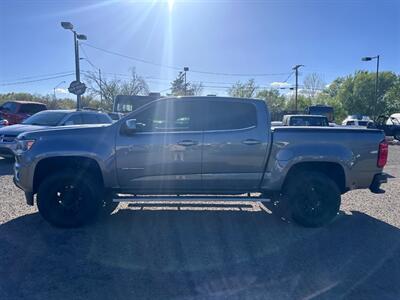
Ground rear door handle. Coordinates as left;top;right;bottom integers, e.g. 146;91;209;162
242;139;261;145
177;140;198;146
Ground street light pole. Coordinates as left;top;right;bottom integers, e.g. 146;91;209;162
61;22;87;110
53;81;66;100
292;64;304;112
361;55;380;118
73;31;82;109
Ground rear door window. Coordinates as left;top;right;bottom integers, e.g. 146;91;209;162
96;114;112;124
1;102;18;113
204;101;257;131
64;114;83;125
19;103;46;114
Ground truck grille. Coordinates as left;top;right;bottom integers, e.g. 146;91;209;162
0;135;16;143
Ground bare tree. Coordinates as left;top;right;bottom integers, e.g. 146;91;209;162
303;73;325;98
85;69;149;111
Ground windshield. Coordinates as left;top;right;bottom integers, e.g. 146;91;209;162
289;116;328;126
22;111;68;126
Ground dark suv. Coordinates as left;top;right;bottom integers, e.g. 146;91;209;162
0;101;47;125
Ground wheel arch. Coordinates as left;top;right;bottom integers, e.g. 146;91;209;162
33;156;104;194
283;161;347;194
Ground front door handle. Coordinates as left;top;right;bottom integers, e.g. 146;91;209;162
177;140;198;146
242;139;261;145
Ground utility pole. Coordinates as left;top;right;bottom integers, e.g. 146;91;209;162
292;64;304;112
98;68;103;105
183;67;189;96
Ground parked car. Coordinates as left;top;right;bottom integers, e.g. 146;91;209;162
13;96;387;228
0;101;47;125
282;114;329;126
342;115;372;127
271;121;283;127
0;109;112;158
386;113;400;125
370;115;400;140
0;116;9;128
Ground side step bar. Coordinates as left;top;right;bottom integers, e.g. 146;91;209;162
113;195;271;203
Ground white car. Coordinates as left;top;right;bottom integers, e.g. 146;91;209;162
342;115;372;127
386;113;400;125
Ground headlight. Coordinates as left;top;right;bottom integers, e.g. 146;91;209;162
15;139;35;155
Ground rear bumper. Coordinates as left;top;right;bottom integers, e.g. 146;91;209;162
369;173;388;194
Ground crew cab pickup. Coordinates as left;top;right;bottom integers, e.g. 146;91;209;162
370;115;400;140
13;97;388;228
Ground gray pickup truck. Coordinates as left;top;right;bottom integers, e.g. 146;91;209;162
13;96;388;228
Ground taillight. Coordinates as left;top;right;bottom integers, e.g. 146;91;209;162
377;141;388;168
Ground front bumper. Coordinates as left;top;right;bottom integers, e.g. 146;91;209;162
0;142;16;158
369;173;388;194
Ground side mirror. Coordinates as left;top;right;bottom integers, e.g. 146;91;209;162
123;119;137;135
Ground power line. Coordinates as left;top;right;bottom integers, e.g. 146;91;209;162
0;73;75;86
82;70;291;88
82;43;182;71
82;43;292;77
0;71;74;83
79;45;99;70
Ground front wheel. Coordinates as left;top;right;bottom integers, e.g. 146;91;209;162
282;171;341;227
37;170;103;228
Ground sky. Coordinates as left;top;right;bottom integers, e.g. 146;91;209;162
0;0;399;98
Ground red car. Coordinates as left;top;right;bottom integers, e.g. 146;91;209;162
0;101;47;125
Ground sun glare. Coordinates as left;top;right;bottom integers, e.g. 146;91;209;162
167;0;175;12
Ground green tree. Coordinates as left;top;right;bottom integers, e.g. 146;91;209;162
285;95;312;112
170;73;203;96
383;76;400;116
256;89;286;112
228;79;258;98
336;71;398;119
313;92;347;122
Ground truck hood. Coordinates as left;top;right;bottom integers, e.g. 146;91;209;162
18;124;112;140
0;124;50;137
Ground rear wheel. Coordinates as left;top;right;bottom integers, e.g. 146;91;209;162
282;171;341;227
37;170;102;228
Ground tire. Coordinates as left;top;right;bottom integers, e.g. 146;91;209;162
37;170;103;228
282;171;341;228
99;191;119;217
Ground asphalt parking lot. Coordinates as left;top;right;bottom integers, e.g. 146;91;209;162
0;147;399;300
